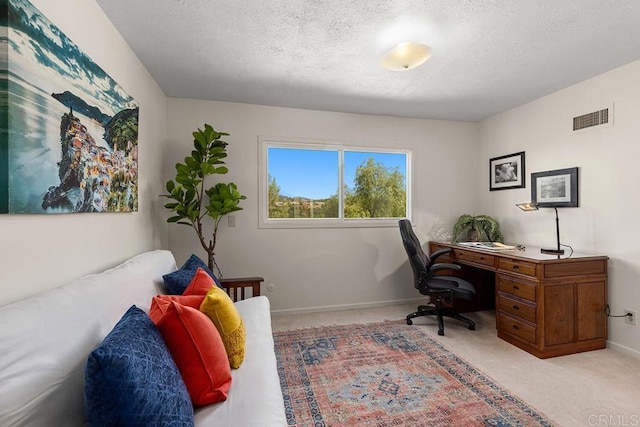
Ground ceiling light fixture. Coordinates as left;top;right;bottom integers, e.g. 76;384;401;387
380;41;432;71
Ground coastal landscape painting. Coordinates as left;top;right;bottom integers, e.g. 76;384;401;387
0;0;139;214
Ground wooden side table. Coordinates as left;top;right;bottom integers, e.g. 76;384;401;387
219;277;263;302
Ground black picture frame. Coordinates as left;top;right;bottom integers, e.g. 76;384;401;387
489;151;525;191
531;167;579;207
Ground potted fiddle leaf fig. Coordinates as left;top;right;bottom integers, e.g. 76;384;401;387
452;214;504;243
162;123;246;277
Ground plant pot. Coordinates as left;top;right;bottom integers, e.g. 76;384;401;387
468;230;479;242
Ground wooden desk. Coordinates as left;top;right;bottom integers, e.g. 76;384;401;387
429;242;608;358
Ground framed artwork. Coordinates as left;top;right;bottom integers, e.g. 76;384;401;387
1;0;139;214
489;151;525;191
531;167;579;207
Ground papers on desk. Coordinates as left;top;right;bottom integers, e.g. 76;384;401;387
457;241;516;251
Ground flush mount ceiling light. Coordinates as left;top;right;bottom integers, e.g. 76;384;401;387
380;41;432;71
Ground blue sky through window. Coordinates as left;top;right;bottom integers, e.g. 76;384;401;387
268;147;407;200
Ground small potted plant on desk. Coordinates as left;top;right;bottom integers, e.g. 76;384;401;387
451;214;504;243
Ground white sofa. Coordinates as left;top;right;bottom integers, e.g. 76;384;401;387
0;250;286;426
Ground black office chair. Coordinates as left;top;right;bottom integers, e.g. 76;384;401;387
398;219;476;336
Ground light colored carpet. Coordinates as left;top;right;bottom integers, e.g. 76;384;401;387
272;303;640;426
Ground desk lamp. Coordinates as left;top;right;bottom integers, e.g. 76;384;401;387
516;202;564;255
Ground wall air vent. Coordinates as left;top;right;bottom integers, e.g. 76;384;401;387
573;108;609;131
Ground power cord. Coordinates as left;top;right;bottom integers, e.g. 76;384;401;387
560;243;574;257
605;305;633;319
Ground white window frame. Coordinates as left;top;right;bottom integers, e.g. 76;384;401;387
258;136;412;229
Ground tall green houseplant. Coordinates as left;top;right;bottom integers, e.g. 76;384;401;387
162;124;246;277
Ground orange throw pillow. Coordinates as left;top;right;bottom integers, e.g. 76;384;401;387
155;302;232;406
182;268;217;296
149;294;205;324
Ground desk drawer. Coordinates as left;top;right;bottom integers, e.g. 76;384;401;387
544;260;606;278
498;314;537;344
498;294;536;323
498;258;537;277
453;249;495;267
497;275;538;302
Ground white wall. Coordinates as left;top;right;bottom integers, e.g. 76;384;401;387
166;99;479;312
478;60;640;355
3;0;635;355
0;0;169;306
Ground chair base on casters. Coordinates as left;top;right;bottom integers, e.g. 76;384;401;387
406;303;476;336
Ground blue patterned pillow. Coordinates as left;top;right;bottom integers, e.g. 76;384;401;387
163;254;221;295
84;306;194;426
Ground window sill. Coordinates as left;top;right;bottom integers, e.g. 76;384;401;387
258;218;409;229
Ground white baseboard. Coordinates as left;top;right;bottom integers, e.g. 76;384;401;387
607;340;640;359
270;297;427;315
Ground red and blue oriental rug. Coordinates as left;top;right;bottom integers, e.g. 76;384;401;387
274;321;555;427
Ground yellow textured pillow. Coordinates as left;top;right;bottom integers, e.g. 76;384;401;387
200;287;245;368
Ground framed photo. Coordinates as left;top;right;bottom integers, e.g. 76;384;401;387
489;151;525;191
531;167;579;207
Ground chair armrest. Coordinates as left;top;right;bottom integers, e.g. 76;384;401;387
429;247;452;261
427;247;452;269
419;262;461;283
422;262;461;282
430;262;461;272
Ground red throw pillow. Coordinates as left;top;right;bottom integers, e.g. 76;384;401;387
149;294;205;324
182;267;217;296
155;302;232;406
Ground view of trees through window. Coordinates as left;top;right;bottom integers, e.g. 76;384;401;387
267;146;408;220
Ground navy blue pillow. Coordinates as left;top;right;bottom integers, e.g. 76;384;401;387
163;254;221;295
84;306;194;426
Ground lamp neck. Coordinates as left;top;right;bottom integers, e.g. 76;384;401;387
554;207;560;251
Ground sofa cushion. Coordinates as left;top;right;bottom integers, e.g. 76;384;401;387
163;254;221;294
194;296;287;426
200;286;246;369
84;305;194;426
183;267;217;296
149;294;205;323
0;250;177;427
156;302;232;406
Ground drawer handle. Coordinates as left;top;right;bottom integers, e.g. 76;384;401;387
512;325;520;330
480;256;485;260
512;305;520;310
512;285;520;291
512;265;520;270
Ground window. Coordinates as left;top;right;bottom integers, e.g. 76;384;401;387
259;137;412;228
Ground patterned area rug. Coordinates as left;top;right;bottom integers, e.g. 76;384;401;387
274;321;555;427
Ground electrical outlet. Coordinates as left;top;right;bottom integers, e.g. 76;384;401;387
625;309;636;325
227;215;236;227
267;283;275;292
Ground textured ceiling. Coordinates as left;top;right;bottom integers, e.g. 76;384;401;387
96;0;640;122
